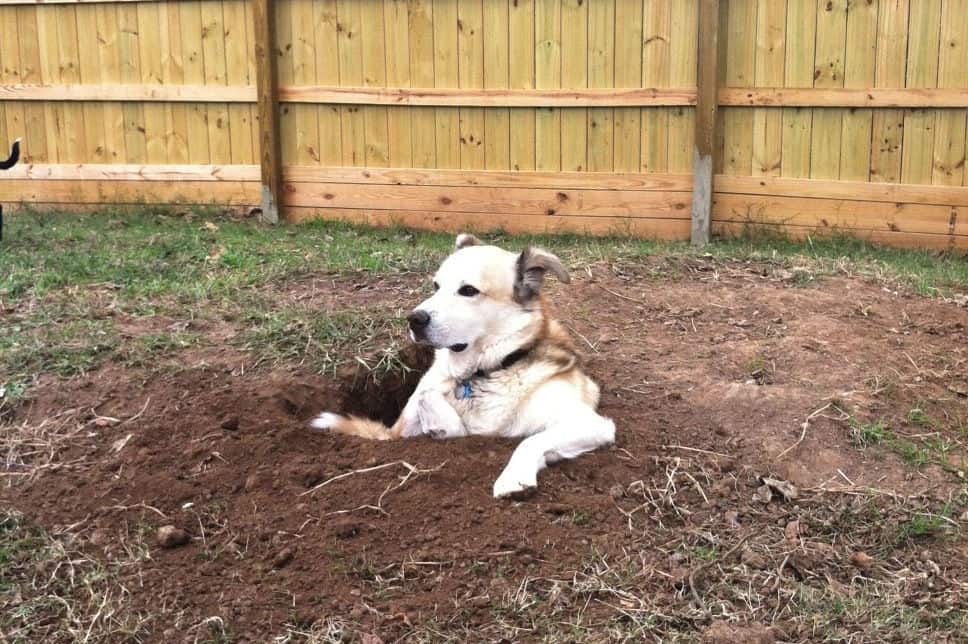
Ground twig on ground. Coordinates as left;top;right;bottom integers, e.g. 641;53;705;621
120;397;151;426
775;403;833;460
662;444;732;459
597;283;646;305
300;460;445;498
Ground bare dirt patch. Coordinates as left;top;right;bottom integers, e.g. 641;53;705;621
3;258;966;642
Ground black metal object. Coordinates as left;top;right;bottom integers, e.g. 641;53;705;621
0;138;21;243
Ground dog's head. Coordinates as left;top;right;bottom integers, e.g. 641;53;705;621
407;234;570;360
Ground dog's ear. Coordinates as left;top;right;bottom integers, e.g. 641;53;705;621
513;247;570;302
455;233;482;250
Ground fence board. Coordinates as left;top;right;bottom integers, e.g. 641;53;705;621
457;0;484;169
613;0;641;173
838;0;877;181
560;0;587;171
433;0;459;168
933;0;968;186
779;0;815;177
900;0;942;185
508;0;535;171
534;0;560;171
641;0;670;173
870;0;908;184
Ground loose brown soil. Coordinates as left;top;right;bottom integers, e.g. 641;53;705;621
4;258;967;642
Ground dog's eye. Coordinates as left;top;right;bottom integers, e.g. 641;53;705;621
457;285;480;297
432;281;440;292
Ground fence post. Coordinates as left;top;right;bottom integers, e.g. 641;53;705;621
253;0;282;224
691;0;721;246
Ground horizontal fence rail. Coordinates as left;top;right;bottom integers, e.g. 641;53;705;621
0;0;964;252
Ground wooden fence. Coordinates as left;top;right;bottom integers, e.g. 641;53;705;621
0;0;966;251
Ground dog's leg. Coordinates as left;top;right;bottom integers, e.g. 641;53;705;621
492;408;615;498
416;390;467;439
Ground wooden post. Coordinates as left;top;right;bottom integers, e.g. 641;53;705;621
691;0;721;246
253;0;281;224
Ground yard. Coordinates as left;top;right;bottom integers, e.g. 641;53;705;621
1;211;966;643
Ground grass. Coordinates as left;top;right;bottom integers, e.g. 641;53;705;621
2;210;965;393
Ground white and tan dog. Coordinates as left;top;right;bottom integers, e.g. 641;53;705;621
311;234;615;498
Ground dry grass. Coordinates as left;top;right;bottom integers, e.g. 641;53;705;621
0;510;151;643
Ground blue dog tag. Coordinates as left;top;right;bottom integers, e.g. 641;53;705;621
457;381;472;400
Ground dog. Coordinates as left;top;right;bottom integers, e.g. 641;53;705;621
311;233;616;498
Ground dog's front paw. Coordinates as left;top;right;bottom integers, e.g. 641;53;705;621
309;412;341;432
492;471;538;499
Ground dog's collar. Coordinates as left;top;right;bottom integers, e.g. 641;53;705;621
473;346;532;378
456;346;533;400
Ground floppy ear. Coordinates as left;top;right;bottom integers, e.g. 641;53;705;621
455;233;482;250
513;247;570;303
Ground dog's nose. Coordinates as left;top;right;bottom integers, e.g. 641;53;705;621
407;310;431;331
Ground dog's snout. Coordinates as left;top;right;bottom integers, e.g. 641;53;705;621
408;309;431;331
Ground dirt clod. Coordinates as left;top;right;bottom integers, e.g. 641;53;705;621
272;547;294;569
156;525;190;549
849;551;875;571
220;415;240;431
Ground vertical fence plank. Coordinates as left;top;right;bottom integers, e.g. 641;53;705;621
534;0;560;171
408;0;436;168
509;0;535;171
75;5;106;163
667;0;698;173
253;0;281;223
56;4;86;161
457;0;485;169
722;0;755;176
118;3;147;163
560;0;588;171
752;0;785;177
178;2;210;163
613;0;642;172
839;0;877;181
692;0;720;246
160;2;190;165
17;7;49;162
587;0;614;172
385;0;413;168
314;0;342;166
137;1;168;163
290;0;320;165
900;0;941;185
336;0;365;165
870;0;908;183
361;0;389;166
933;0;968;186
483;0;510;170
433;0;459;168
641;0;670;173
809;0;847;180
224;0;254;164
780;0;816;177
201;1;232;164
1;8;25;158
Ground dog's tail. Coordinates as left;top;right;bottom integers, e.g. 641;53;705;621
0;138;21;170
309;412;402;441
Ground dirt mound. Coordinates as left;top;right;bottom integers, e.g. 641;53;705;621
4;261;967;641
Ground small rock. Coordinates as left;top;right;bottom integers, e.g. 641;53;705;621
608;484;626;499
849;551;874;572
89;529;111;546
784;520;801;543
724;511;742;529
272;547;295;569
244;473;260;491
753;484;773;504
157;525;190;549
220;415;240;431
